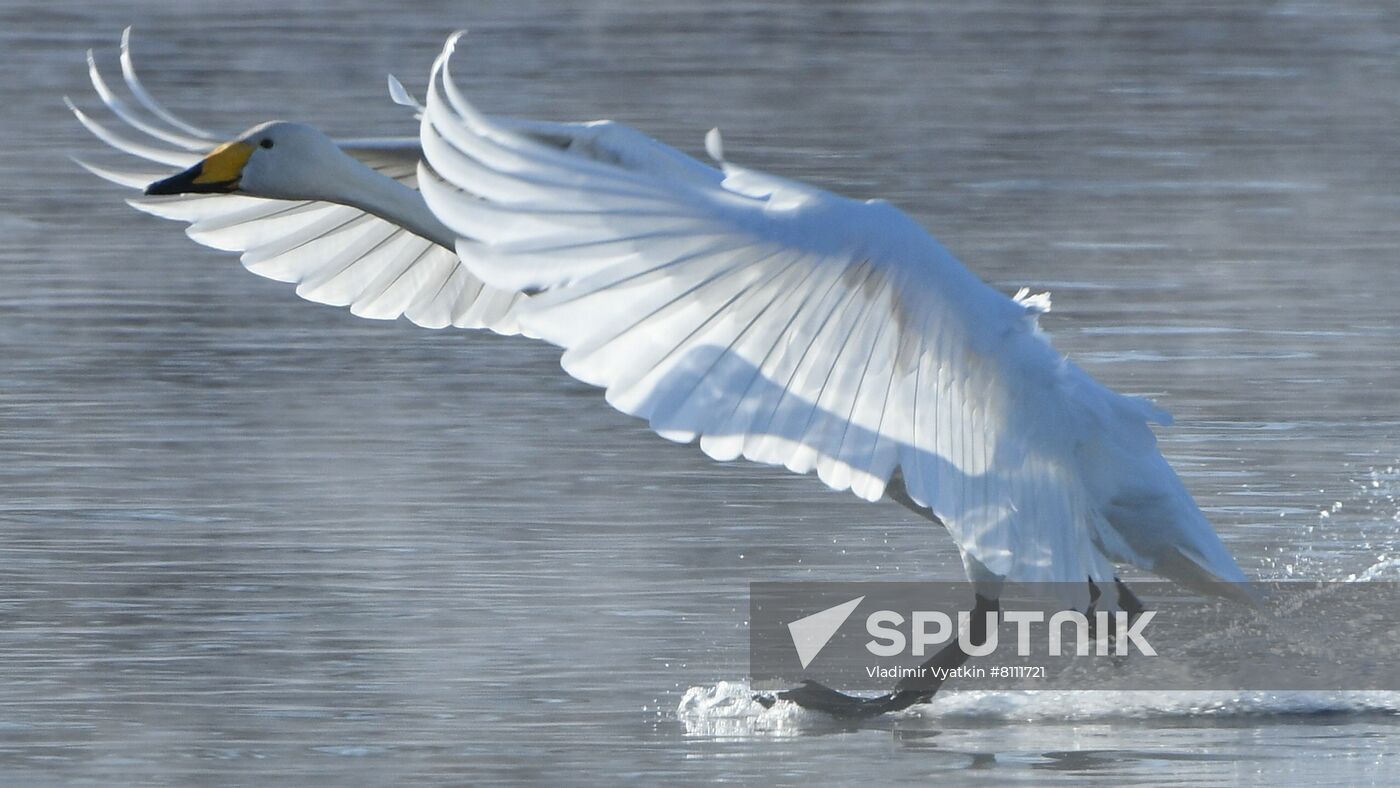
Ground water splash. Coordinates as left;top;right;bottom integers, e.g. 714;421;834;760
678;681;1400;736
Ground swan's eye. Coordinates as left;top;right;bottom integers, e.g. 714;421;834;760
260;139;274;149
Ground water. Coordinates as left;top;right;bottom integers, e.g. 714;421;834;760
4;0;1400;783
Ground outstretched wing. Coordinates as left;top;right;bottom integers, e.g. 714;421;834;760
70;30;523;334
417;37;1245;592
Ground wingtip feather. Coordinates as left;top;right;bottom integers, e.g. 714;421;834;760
117;27;219;141
447;29;468;51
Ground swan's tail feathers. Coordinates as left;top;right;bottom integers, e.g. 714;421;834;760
1073;376;1251;604
1095;462;1253;605
1155;546;1258;605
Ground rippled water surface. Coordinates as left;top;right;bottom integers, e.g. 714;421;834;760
5;1;1400;784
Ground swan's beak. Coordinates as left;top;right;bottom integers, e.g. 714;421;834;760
145;141;254;195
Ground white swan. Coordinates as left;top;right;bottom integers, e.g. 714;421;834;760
70;29;524;334
76;31;1252;716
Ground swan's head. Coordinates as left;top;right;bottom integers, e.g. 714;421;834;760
144;121;342;200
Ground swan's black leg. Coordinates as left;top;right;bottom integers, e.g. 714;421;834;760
1087;576;1146;646
1116;577;1144;620
754;593;1000;718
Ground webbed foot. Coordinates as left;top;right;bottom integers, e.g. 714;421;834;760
752;680;931;718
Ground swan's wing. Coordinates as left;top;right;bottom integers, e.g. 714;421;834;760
417;40;1246;593
70;31;523;334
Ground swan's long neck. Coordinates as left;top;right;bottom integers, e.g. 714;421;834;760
323;150;458;249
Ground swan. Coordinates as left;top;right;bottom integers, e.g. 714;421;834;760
408;34;1252;714
70;29;524;334
75;31;1251;717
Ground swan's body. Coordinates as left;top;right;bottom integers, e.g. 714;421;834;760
406;38;1248;608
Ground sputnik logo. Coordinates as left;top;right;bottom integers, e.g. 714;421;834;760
786;596;864;669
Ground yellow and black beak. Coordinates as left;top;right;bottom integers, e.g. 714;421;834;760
145;141;254;196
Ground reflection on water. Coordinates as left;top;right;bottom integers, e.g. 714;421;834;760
3;0;1400;784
